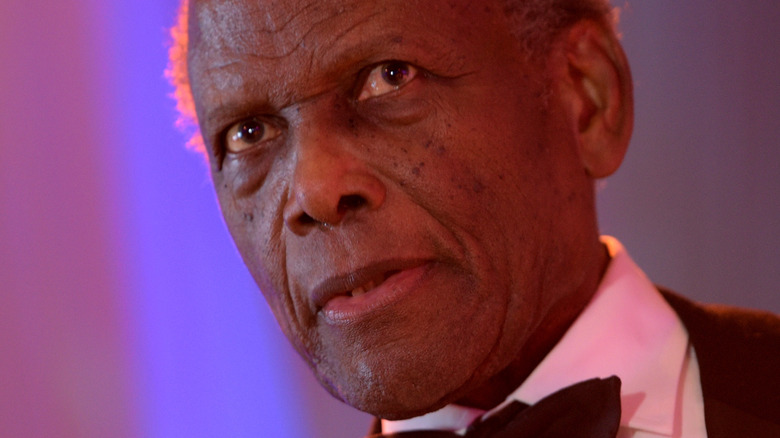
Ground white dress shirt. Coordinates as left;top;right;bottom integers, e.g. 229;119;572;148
383;237;708;437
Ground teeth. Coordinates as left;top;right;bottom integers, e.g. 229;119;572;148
350;280;377;297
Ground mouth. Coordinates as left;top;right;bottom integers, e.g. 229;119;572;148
346;270;399;298
311;260;432;324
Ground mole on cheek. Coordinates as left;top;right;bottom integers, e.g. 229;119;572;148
411;162;425;177
422;139;446;155
243;212;254;222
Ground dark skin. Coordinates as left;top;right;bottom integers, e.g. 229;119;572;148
187;0;632;420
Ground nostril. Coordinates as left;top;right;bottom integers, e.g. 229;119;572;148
337;194;367;214
298;212;316;226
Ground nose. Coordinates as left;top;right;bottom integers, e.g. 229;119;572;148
282;117;386;235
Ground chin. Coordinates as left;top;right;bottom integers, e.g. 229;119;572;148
310;357;472;420
315;349;509;421
345;390;452;421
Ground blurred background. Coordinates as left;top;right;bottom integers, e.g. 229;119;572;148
1;1;778;437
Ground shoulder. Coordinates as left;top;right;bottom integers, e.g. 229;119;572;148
660;288;780;343
659;288;779;400
659;289;780;437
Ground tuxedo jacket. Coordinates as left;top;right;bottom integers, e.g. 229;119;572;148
366;291;780;437
660;290;779;437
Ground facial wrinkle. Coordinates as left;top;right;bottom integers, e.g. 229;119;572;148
249;2;363;60
312;10;383;56
259;1;318;34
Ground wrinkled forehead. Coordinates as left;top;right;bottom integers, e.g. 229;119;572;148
188;0;341;59
187;0;490;61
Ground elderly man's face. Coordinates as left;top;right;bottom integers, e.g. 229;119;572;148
188;0;601;418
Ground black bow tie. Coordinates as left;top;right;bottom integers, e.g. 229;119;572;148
368;376;622;438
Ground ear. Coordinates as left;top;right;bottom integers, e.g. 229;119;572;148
558;20;633;178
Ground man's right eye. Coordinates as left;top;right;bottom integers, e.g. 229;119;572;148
224;118;281;153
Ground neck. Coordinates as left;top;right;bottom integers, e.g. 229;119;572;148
454;241;611;411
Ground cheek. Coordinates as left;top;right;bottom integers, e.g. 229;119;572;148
412;95;569;302
213;170;295;319
391;127;531;247
217;182;324;363
396;83;551;214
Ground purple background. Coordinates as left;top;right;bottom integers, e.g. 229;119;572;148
1;1;778;437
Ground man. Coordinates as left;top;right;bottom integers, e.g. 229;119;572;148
169;0;779;436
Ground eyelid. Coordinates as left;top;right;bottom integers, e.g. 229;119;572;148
357;61;419;101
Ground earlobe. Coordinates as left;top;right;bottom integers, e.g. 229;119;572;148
562;20;633;178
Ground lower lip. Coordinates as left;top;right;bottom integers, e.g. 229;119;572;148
320;263;433;324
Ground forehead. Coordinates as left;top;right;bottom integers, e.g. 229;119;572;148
187;0;517;108
188;0;496;57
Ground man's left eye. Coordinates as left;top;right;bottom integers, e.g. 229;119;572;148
358;61;418;101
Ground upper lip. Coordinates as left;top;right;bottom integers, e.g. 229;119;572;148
310;258;430;311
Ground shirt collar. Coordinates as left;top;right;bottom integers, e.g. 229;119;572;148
383;237;689;436
507;236;689;435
